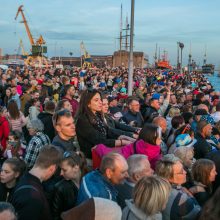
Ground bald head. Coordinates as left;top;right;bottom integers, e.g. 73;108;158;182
153;116;167;134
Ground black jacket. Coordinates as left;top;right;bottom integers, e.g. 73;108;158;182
122;110;144;128
143;106;159;123
52;135;76;152
38;112;55;141
194;133;212;159
105;114;136;139
0;183;14;202
10;172;52;220
52;179;78;220
76;114;116;159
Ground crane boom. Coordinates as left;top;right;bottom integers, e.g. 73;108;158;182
15;5;35;46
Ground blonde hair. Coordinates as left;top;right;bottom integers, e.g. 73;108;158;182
168;107;180;118
174;146;194;167
133;176;171;216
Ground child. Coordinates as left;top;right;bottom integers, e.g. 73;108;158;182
4;131;25;159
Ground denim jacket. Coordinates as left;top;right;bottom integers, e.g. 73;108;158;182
77;170;118;205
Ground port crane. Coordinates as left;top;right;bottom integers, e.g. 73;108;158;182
80;41;92;68
17;39;28;57
15;5;48;67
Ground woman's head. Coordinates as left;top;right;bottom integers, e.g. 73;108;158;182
77;89;102;117
139;123;162;146
155;154;186;185
174;146;194;169
6;88;11;97
192;159;217;186
133;176;171;216
7;100;20;119
168;107;180;118
26;119;44;136
60;151;82;182
0;158;26;186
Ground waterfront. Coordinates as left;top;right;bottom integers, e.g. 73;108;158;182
206;72;220;91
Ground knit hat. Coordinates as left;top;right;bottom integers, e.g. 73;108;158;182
120;88;127;93
175;134;196;148
152;93;160;100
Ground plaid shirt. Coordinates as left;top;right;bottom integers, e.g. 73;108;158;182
25;132;50;169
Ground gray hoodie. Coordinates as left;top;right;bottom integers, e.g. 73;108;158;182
122;200;162;220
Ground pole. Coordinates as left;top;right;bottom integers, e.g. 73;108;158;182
177;42;179;71
128;0;135;96
180;47;183;74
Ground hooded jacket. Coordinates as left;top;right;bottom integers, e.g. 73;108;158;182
38;111;55;141
122;200;162;220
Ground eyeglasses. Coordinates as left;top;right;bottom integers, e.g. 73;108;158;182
53;109;72;125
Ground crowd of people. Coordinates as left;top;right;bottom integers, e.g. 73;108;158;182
0;65;220;220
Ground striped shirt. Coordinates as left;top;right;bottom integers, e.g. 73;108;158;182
25;132;50;169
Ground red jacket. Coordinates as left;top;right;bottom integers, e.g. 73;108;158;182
0;116;10;152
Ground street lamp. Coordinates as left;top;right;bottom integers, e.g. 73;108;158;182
179;42;184;74
128;0;135;96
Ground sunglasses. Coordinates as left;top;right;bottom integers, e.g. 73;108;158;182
54;109;71;125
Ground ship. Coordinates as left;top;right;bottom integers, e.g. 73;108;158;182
202;64;215;74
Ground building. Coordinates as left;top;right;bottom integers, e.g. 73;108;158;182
113;50;148;68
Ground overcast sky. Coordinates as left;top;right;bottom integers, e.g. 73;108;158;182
1;0;220;66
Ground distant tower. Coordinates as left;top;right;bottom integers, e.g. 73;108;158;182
188;42;192;73
125;15;129;51
154;43;158;64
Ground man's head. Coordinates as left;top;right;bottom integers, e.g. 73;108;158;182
53;109;76;140
197;120;212;138
11;86;17;96
170;94;177;105
44;100;56;114
108;96;118;107
100;153;128;185
64;85;75;98
0;202;17;220
197;103;209;114
128;98;140;113
150;98;160;110
33;145;62;181
127;154;153;183
152;116;167;134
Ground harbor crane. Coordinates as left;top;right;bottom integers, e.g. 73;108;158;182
15;5;48;67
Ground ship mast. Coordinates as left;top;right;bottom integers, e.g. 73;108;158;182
203;45;207;65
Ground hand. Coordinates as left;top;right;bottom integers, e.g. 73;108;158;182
121;140;133;146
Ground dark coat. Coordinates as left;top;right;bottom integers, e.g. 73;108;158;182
10;172;52;220
122;110;144;128
105;114;136;139
52;179;78;220
76;114;116;159
0;183;14;202
38;111;55;141
194;133;212;159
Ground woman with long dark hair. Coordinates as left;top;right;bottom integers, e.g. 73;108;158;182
76;89;131;160
7;100;27;132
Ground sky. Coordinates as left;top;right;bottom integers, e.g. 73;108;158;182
0;0;220;66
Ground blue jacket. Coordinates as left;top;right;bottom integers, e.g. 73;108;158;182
77;170;118;204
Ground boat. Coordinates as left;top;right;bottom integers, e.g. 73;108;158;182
202;64;215;74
